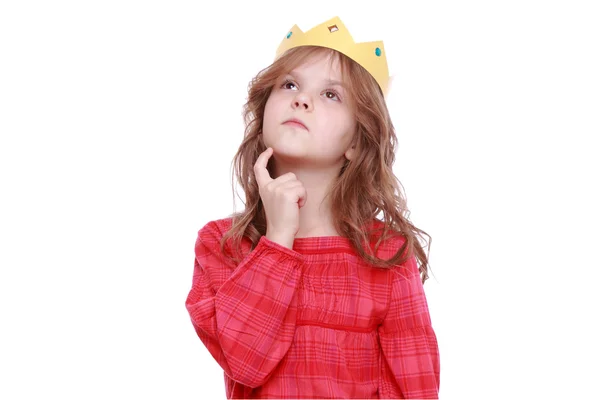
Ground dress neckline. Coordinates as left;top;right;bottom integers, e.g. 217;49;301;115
291;234;354;253
217;216;387;254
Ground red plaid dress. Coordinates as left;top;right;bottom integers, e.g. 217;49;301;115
185;217;440;399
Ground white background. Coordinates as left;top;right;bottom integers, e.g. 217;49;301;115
1;1;599;399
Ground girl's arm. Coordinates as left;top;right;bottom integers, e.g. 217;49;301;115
377;255;440;399
185;221;303;388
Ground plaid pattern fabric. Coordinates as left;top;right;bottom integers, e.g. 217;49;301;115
185;218;439;399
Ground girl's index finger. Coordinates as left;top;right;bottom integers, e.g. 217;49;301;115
254;147;273;187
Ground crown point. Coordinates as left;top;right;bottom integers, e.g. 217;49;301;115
286;31;293;39
375;47;382;57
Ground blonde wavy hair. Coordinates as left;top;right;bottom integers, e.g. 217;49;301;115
220;45;433;284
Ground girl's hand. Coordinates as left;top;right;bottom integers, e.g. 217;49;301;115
254;147;307;245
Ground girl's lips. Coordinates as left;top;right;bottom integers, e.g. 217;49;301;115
283;120;308;130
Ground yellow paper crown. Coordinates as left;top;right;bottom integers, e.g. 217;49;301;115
275;16;390;96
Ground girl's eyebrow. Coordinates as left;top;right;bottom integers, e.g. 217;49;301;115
286;72;346;89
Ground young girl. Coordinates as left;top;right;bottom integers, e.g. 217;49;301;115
185;16;440;399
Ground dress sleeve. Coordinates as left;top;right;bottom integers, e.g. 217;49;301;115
377;255;440;399
185;222;304;388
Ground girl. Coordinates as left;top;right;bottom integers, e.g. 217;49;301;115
185;16;440;399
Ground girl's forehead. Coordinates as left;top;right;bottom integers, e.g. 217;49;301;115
298;51;340;69
286;53;344;80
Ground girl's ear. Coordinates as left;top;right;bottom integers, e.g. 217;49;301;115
345;145;356;161
345;130;359;161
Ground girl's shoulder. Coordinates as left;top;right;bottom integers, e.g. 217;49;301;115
196;216;251;245
365;218;408;250
197;216;234;236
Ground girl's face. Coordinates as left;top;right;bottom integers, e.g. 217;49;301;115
262;52;356;167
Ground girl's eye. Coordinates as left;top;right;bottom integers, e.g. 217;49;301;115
281;79;297;90
325;90;340;101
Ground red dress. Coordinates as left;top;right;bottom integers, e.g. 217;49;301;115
185;217;440;399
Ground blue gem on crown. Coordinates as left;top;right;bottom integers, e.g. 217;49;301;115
286;31;293;39
375;47;381;56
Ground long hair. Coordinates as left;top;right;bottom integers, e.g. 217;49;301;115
220;45;433;284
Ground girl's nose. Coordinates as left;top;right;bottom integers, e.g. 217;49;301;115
292;92;312;110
